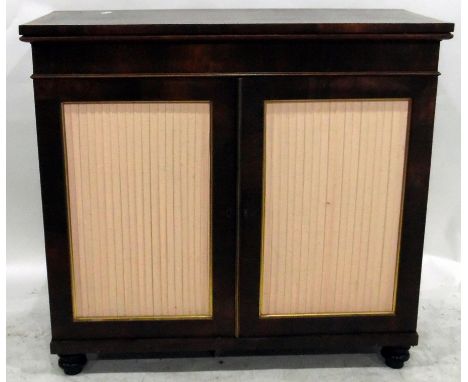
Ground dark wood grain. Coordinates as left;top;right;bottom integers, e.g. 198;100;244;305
19;9;454;37
50;332;418;355
29;40;441;76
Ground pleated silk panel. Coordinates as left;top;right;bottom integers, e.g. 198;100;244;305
63;102;212;320
261;100;409;317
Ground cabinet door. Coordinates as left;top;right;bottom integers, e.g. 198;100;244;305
238;76;437;336
34;77;237;339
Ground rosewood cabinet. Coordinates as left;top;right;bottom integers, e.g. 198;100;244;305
19;9;454;375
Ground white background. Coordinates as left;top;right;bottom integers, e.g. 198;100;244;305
5;1;461;380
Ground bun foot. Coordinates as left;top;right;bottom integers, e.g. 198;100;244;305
381;346;410;369
58;354;87;375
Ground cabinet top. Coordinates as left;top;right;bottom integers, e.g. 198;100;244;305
19;9;453;40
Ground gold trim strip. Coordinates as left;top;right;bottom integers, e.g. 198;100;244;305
61;100;211;105
258;98;411;319
260;311;395;319
74;314;212;322
265;98;410;103
208;101;214;319
390;99;412;314
61;103;79;320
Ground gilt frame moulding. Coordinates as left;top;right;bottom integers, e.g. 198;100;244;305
258;98;411;319
61;101;214;322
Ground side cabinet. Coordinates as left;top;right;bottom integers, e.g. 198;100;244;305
19;9;453;375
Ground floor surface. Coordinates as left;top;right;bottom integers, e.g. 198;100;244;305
6;255;460;381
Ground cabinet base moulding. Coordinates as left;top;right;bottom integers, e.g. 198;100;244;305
50;332;418;355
